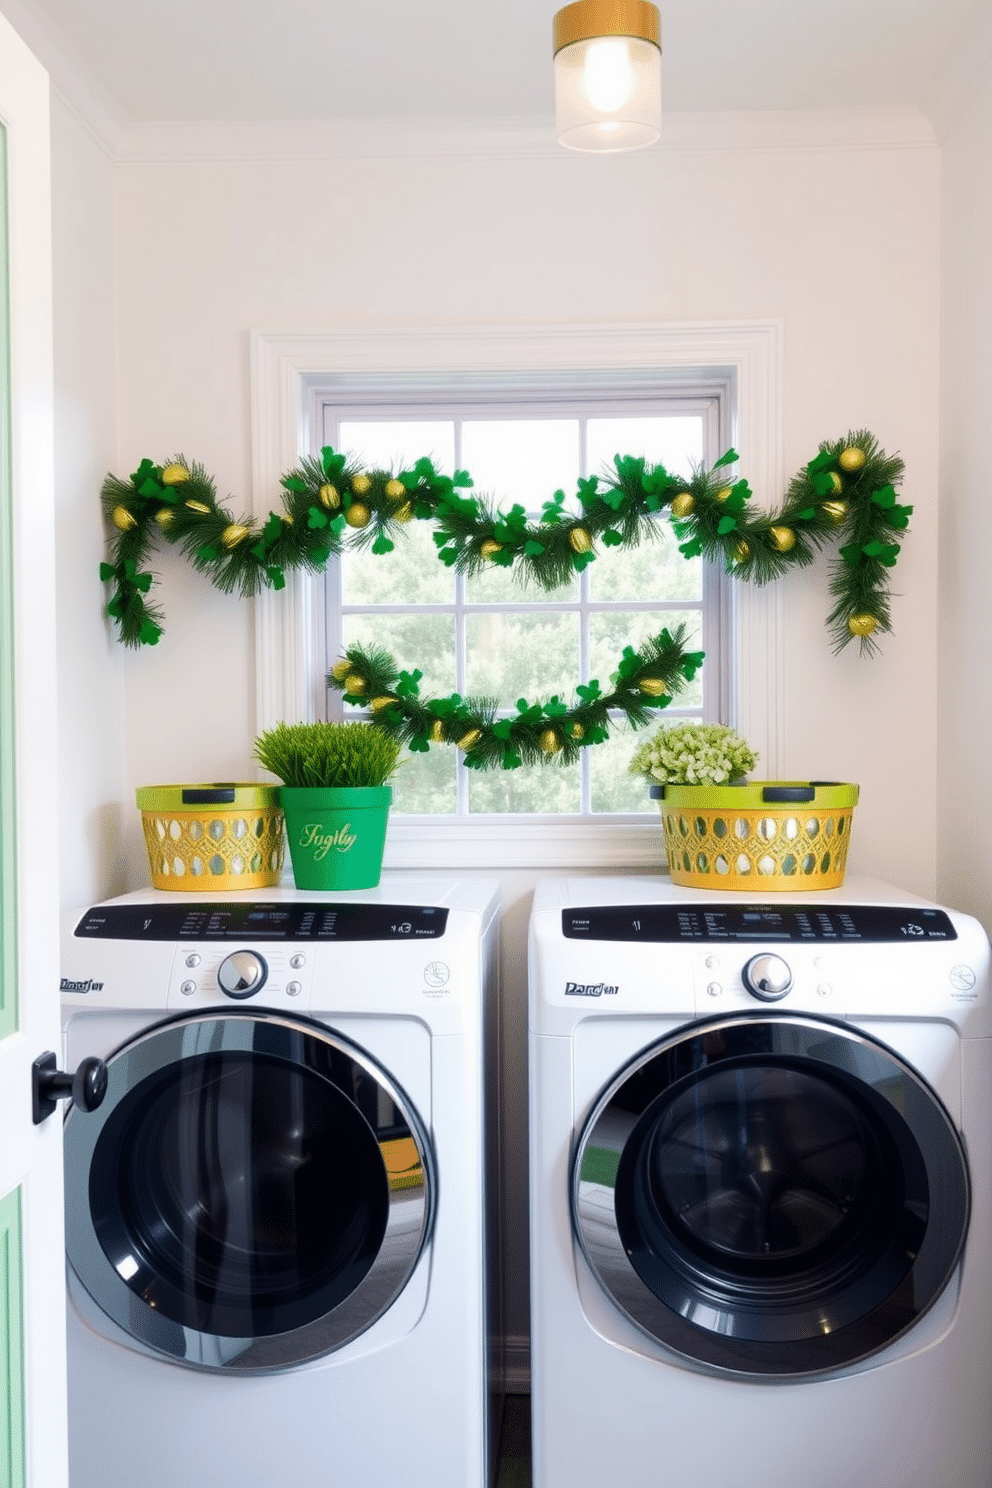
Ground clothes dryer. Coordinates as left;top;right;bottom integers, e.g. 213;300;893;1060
60;876;501;1488
529;875;992;1488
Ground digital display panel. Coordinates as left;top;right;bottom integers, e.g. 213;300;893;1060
562;904;957;943
74;902;449;942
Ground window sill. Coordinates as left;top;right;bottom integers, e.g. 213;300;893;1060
381;814;667;871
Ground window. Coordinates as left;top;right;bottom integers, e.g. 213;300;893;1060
250;322;781;868
315;375;732;817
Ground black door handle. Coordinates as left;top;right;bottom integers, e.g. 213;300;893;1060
32;1052;108;1124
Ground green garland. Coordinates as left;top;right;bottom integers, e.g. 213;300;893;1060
327;628;704;771
100;429;910;656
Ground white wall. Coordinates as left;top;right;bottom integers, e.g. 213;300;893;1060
50;96;126;910
938;81;992;934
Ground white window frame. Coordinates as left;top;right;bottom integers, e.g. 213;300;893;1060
250;322;783;870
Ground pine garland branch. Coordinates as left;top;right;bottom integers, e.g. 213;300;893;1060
100;431;910;656
326;626;705;771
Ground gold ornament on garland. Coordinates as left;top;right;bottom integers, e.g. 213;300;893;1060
769;526;796;553
847;613;879;637
221;524;249;549
99;430;910;657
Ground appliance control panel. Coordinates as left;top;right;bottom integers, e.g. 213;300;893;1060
562;903;957;944
74;901;450;942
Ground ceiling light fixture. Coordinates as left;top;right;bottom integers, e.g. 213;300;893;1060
553;0;662;154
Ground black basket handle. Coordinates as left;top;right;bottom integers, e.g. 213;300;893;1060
761;785;815;803
181;785;237;805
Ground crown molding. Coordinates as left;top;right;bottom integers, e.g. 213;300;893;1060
113;106;936;165
922;3;992;142
0;0;125;155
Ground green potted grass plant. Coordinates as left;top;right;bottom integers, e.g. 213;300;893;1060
253;721;403;890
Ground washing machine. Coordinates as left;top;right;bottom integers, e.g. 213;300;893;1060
528;874;992;1488
59;875;501;1488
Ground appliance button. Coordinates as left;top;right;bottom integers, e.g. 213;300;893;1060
290;953;306;969
816;982;833;998
706;982;722;998
950;965;977;991
286;981;303;997
180;980;197;997
185;953;201;968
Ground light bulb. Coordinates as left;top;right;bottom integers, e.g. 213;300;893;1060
582;37;636;114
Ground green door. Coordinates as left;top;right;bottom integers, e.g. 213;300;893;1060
0;13;65;1488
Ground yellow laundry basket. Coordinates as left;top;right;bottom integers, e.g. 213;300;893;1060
651;781;859;891
137;783;285;891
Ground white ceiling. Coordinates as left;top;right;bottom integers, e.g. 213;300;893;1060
11;0;987;126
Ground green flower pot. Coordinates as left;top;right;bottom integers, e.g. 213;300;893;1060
279;785;391;891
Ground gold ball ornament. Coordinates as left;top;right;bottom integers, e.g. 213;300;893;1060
568;526;593;554
331;660;353;681
184;500;212;515
351;474;372;496
111;505;137;532
343;673;366;695
370;696;397;713
638;677;669;698
822;500;848;525
430;720;447;744
154;507;175;529
480;539;504;559
847;613;879;638
769;525;796;553
282;513;294;526
734;539;752;563
345;502;371;529
221;523;250;549
160;463;190;486
715;486;734;503
318;483;340;510
838;446;867;473
570;722;585;741
457;729;483;752
393;502;414;523
384;479;406;500
539;729;562;755
670;492;695;519
828;471;844;494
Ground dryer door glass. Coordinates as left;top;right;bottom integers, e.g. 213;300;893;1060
573;1014;969;1377
64;1011;435;1372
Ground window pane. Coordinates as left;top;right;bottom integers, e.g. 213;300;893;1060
587;416;703;480
461;420;580;509
342;613;455;698
390;743;457;815
342;520;454;606
589;518;701;603
589;726;658;814
465;612;580;701
468;758;581;815
466;560;579;605
338;420;455;475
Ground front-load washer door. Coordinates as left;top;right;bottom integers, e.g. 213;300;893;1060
63;1010;435;1373
573;1013;970;1378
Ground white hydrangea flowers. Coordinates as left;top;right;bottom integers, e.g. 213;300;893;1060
629;722;758;787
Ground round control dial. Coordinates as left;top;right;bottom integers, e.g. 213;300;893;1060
217;950;268;1000
742;953;793;1002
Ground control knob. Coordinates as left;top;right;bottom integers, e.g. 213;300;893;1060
742;953;792;1002
217;950;268;999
